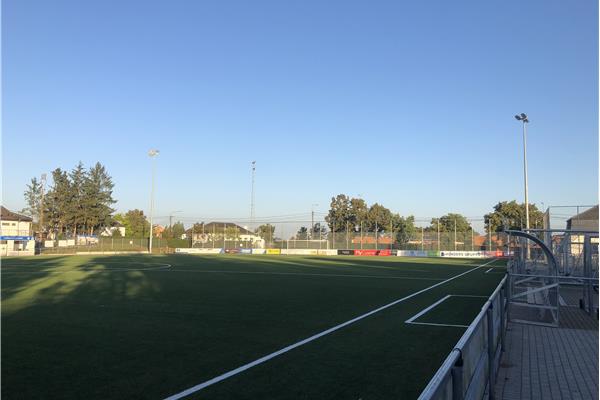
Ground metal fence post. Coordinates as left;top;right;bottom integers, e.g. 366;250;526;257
500;286;506;351
451;353;464;400
487;305;495;400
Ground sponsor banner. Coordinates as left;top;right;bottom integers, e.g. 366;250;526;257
252;249;266;254
44;240;54;248
0;236;34;241
439;251;487;258
175;248;223;254
266;248;281;255
337;249;355;255
240;248;253;254
224;248;241;254
66;239;75;246
396;250;429;257
317;249;338;256
354;249;392;256
58;240;68;247
282;249;318;255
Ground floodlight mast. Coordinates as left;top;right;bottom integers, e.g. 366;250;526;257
514;114;530;233
148;149;159;254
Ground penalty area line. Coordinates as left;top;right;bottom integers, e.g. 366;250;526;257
163;258;497;400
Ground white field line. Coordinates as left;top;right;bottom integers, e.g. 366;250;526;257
485;268;493;273
406;321;469;328
163;258;497;400
157;269;448;281
405;295;452;323
404;294;489;326
1;263;172;274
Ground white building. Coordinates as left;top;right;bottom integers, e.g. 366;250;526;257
100;222;126;237
1;206;35;256
189;222;265;248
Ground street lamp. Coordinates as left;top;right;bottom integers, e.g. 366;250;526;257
514;113;530;232
148;149;159;253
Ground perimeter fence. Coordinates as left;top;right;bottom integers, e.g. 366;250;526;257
38;219;512;254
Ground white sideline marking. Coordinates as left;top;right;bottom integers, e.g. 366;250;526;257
405;295;452;323
162;269;447;281
404;294;488;326
485;268;493;273
406;321;469;328
163;258;497;400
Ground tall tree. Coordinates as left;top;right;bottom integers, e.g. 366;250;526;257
115;210;149;237
325;194;351;232
430;213;472;233
349;197;368;230
171;222;185;239
392;214;417;245
45;168;73;237
366;203;392;232
255;224;275;240
69;162;87;236
310;222;327;238
82;162;115;234
295;226;308;240
22;177;43;222
484;201;544;232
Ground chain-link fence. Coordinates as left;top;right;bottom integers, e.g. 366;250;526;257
38;218;513;253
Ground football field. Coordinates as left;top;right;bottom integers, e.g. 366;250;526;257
1;254;506;399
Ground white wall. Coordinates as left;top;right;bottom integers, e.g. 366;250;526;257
0;220;32;236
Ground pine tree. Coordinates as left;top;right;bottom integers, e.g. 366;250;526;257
22;177;43;221
45;168;73;238
82;163;116;235
69;162;87;236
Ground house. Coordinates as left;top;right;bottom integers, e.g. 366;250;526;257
0;206;35;256
100;221;126;237
188;222;265;248
565;205;598;256
153;225;165;238
566;206;598;231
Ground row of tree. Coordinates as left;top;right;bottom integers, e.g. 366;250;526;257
320;194;544;239
23;162;116;237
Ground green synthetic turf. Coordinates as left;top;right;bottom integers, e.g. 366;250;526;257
1;254;505;400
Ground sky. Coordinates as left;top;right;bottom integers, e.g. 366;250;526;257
2;0;598;234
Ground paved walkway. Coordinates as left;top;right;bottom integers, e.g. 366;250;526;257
495;308;599;400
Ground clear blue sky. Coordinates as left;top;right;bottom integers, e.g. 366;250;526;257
3;0;598;232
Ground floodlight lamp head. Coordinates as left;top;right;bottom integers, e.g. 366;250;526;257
148;149;159;157
515;114;522;121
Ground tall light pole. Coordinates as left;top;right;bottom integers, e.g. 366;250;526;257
250;161;256;230
515;113;530;231
148;149;159;253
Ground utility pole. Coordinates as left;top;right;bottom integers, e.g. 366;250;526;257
454;219;457;251
39;173;47;242
250;161;256;230
311;203;318;240
437;219;440;252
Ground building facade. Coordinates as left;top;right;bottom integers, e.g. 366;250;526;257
1;206;35;256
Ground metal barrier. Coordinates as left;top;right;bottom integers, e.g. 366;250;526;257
418;276;507;400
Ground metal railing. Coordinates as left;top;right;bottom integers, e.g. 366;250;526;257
418;276;507;400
